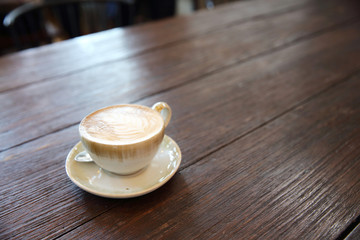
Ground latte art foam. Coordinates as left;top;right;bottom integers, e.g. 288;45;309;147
80;105;164;144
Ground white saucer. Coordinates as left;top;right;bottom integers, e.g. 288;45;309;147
65;135;181;198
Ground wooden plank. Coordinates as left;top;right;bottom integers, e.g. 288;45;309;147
59;70;360;239
2;22;360;239
0;0;314;92
345;223;360;240
1;1;359;151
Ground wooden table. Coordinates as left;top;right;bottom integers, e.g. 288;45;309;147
1;0;360;238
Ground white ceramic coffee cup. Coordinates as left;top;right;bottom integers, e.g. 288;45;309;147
79;102;172;175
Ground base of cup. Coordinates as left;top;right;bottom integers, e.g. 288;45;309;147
102;166;148;176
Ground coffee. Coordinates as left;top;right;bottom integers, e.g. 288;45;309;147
80;105;164;145
79;102;171;175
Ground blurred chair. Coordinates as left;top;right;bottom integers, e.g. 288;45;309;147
3;0;135;50
193;0;238;10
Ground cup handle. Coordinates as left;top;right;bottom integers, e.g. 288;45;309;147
152;102;172;128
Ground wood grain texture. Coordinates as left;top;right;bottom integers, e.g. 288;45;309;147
345;223;360;240
1;0;359;151
59;66;360;239
2;21;360;239
0;0;314;92
2;0;360;239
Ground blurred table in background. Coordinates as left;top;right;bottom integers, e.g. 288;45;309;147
1;0;360;238
0;0;179;54
0;0;246;54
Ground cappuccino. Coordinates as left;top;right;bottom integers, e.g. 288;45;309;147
80;105;164;145
79;102;171;175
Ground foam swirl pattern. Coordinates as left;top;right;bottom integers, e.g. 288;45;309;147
80;105;163;145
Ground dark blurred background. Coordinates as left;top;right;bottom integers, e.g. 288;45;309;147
0;0;240;55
